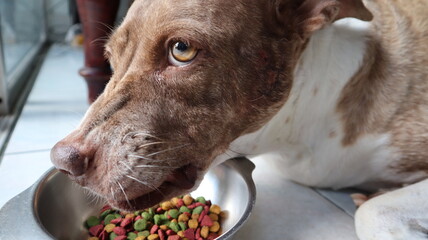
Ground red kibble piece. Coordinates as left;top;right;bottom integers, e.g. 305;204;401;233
99;230;109;240
151;224;159;234
198;210;207;223
187;203;196;209
100;205;112;213
201;215;213;227
195;227;201;239
156;207;163;213
204;206;210;212
111;218;122;225
198;238;203;240
184;228;195;240
158;229;166;240
89;224;104;236
114;236;127;240
135;215;142;221
195;202;205;207
113;226;127;236
176;199;184;208
166;229;174;236
167;236;181;240
120;218;132;227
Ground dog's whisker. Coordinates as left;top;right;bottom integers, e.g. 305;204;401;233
121;131;136;143
95;20;115;34
120;161;134;172
133;132;163;140
90;37;109;46
117;181;132;209
127;154;166;162
110;186;115;199
121;131;163;143
86;190;103;206
125;175;165;197
146;143;190;157
135;165;176;169
136;141;168;150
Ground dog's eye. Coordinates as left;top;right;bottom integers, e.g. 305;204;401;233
169;41;198;66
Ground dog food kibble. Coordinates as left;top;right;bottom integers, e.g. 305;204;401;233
85;195;224;240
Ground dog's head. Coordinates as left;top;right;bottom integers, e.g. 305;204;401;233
51;0;371;211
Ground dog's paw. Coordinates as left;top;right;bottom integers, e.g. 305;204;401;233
351;190;393;207
351;193;368;207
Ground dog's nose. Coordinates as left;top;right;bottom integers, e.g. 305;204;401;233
50;143;88;177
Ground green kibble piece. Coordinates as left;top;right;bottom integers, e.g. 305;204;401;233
178;222;187;231
86;216;101;228
169;222;180;233
154;214;162;225
149;208;155;216
192;206;203;215
138;231;150;237
134;219;148;231
168;209;179;219
179;206;190;213
109;232;117;240
100;209;113;219
195;197;206;204
114;213;122;219
134;211;141;216
104;214;117;225
142;212;152;220
127;232;138;240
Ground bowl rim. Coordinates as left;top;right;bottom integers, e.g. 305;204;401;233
216;157;257;239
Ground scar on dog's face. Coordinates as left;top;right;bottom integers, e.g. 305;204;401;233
51;0;371;211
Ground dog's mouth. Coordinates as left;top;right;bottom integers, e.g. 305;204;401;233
109;164;199;211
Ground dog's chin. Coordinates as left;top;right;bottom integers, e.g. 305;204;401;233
108;164;200;211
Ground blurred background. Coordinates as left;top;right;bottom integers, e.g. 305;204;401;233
0;0;132;207
0;0;132;157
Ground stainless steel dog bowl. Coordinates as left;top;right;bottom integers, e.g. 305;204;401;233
0;157;256;240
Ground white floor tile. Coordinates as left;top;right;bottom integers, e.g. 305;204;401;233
0;151;53;208
4;44;89;154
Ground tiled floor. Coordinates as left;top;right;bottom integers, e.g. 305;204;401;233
0;44;88;208
0;44;360;239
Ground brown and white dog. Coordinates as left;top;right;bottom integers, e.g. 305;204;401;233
51;0;428;239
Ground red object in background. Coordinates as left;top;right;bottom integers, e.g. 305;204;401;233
76;0;120;103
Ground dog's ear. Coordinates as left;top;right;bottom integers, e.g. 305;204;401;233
266;0;373;38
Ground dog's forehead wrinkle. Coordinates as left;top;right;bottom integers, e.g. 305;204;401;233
126;0;262;39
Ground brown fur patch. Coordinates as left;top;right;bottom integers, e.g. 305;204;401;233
336;0;428;175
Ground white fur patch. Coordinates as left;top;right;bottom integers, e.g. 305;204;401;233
215;18;402;189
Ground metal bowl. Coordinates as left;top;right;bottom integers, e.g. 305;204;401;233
0;157;256;240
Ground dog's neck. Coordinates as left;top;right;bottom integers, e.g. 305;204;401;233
214;18;379;187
